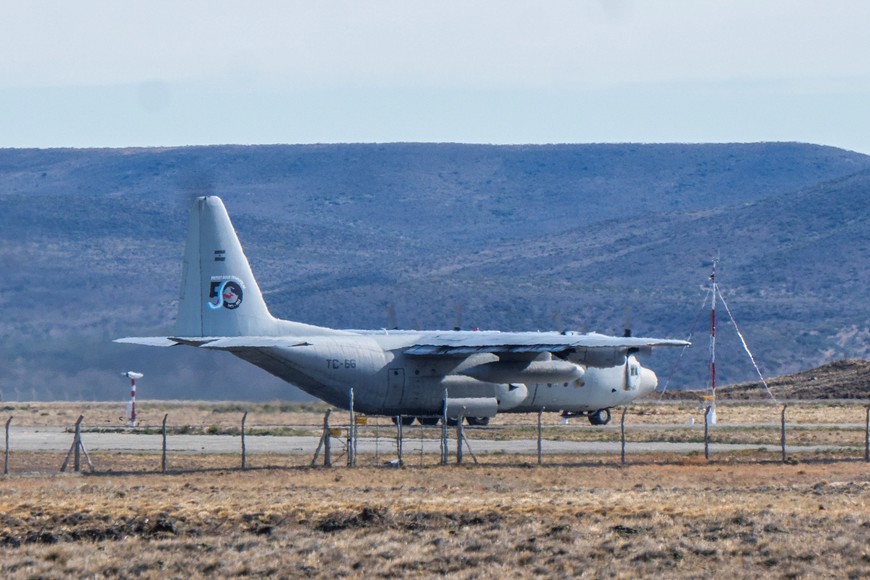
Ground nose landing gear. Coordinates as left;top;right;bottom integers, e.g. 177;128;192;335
562;408;613;425
587;408;612;425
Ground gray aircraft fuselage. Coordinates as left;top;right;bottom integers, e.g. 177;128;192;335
227;331;656;417
119;196;687;424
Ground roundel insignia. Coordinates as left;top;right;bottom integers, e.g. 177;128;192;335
221;281;243;309
207;278;244;310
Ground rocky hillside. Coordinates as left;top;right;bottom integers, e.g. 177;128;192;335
717;359;870;400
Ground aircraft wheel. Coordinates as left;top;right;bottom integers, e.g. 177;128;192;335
465;416;490;426
588;408;611;426
392;416;416;426
417;416;440;426
445;417;459;427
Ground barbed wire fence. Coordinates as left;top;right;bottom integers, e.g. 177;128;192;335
1;401;868;476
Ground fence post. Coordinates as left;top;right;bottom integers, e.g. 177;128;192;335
780;404;788;463
456;414;464;465
74;416;82;472
374;416;379;462
347;388;355;467
419;419;424;467
311;410;333;467
161;413;168;473
440;389;448;465
396;416;404;466
61;415;85;473
704;405;711;462
537;408;544;466
324;410;332;467
864;405;869;463
241;411;248;470
4;416;11;476
620;406;628;465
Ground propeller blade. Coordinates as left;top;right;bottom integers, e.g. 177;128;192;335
623;306;633;338
386;303;399;330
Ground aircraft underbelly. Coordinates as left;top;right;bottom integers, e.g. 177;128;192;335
235;341;391;412
231;349;325;396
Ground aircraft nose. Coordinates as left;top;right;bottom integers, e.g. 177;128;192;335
640;367;658;393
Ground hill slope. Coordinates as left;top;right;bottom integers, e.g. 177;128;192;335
661;359;870;400
1;143;869;400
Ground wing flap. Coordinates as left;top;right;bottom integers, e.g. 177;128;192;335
406;344;564;356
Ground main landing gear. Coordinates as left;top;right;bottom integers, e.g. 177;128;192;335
562;408;613;426
392;416;491;426
444;416;490;426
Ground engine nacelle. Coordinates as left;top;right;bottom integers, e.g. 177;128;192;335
445;397;498;419
439;376;529;412
496;383;528;410
460;359;585;384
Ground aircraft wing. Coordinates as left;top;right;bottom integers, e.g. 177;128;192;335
116;332;689;357
404;331;689;356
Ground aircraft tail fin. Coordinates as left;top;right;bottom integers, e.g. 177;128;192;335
175;196;280;337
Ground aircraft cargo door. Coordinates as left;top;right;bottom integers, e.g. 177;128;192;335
388;367;405;405
625;355;641;391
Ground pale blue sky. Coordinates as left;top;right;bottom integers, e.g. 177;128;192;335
2;1;870;153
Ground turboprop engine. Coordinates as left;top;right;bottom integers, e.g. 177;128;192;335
496;382;528;409
459;359;585;386
439;376;531;415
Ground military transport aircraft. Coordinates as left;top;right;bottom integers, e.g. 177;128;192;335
118;196;689;426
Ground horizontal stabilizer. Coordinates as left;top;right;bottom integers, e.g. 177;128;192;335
114;337;179;347
199;337;313;350
114;336;314;350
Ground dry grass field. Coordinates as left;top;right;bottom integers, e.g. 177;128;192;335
0;401;868;578
0;454;867;578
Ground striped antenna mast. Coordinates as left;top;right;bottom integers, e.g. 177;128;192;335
122;371;143;427
707;258;718;425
